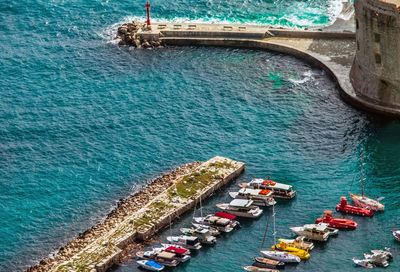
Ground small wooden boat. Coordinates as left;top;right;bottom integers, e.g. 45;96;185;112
243;266;279;272
166;236;202;250
278;237;314;250
254;257;285;269
216;199;263;218
260;250;300;263
336;196;373;217
290;223;338;242
137;260;165;271
315;210;358;229
239;178;296;200
393;230;400;242
229;188;276;207
136;251;179;267
180;227;217;245
352;258;374;269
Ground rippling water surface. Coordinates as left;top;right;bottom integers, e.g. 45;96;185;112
1;0;400;271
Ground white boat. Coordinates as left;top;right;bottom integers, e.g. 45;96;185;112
239;178;296;200
229;188;276;207
166;235;202;250
259;203;300;264
189;224;220;236
180;227;217;244
243;266;279;272
136;251;179;267
352;258;374;268
192;223;221;236
349;150;384;211
393;230;400;241
290;223;338;242
364;248;392;267
216;199;263;218
349;193;385;211
137;260;165;271
260;251;300;263
193;215;236;233
150;246;191;262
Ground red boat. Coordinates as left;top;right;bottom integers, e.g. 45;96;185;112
315;210;358;229
335;196;373;217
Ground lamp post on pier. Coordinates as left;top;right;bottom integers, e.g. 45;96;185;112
145;1;151;26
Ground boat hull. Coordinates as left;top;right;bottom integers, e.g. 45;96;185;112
260;250;300;263
350;194;384;211
216;204;263;218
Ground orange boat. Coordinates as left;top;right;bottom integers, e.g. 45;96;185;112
315;210;358;229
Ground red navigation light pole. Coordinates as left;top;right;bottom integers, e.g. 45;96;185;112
145;1;151;26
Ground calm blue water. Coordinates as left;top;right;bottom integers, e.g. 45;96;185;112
1;0;399;271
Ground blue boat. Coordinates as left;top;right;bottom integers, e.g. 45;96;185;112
137;260;165;271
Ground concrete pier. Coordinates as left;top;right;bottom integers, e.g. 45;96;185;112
42;157;244;272
126;4;400;117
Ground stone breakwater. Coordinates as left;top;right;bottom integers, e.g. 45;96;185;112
26;161;201;272
26;156;244;272
115;21;162;48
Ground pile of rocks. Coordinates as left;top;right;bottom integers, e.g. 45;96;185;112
25;161;201;272
115;21;162;48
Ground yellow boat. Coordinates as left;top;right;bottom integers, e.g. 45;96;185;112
270;242;310;260
278;237;314;251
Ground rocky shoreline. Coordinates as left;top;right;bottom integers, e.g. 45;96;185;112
115;21;162;48
25;161;201;272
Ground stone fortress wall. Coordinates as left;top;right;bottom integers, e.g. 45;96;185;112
350;0;400;108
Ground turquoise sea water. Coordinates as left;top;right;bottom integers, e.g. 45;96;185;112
1;0;400;271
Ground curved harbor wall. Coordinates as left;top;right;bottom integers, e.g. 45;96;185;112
350;0;400;109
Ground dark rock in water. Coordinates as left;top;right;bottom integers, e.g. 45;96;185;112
142;40;152;48
115;21;162;49
117;26;127;35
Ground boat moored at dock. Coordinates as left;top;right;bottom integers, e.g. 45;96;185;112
243;266;279;272
136;251;180;267
290;223;338;242
180;227;217;245
393;230;400;242
216;199;263;218
254;257;285;269
315;210;358;229
278;237;314;251
137;260;165;271
239;178;296;200
193;214;238;233
229;188;276;207
260;251;301;263
336;196;373;217
166;236;202;250
270;243;310;260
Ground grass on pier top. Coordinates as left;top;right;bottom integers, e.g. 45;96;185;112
134;160;234;231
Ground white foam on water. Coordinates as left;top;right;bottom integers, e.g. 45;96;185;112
289;70;314;84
